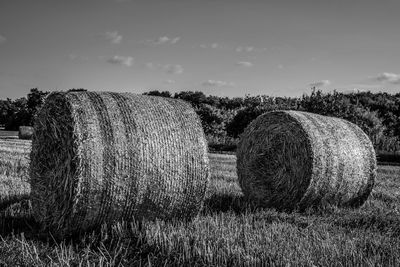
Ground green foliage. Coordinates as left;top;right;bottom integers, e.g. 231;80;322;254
226;106;266;138
142;90;172;98
4;97;30;130
174;91;208;107
1;88;400;151
67;88;88;93
1;88;49;130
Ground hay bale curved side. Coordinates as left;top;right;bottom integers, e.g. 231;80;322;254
237;110;376;211
18;126;33;140
30;91;210;235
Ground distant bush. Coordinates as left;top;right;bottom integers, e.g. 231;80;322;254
377;151;400;165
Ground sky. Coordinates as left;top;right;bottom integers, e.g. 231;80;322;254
0;0;400;99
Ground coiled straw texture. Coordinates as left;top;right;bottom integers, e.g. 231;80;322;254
30;91;210;236
237;111;376;211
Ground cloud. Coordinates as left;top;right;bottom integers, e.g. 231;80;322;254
156;36;170;44
170;37;181;44
277;64;284;69
202;80;235;87
149;36;181;45
106;55;134;67
0;34;6;44
235;46;254;52
375;72;400;84
100;31;122;44
199;43;219;49
164;64;184;74
145;63;184;74
165;79;176;84
309;80;331;87
236;61;253;67
211;43;219;49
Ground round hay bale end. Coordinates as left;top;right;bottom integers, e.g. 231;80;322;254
237;110;376;211
18;126;33;140
30;91;210;236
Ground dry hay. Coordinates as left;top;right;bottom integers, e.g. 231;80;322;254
30;91;210;236
0;139;31;210
18;126;33;140
237;110;376;211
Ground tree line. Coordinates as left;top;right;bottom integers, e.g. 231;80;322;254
1;88;399;152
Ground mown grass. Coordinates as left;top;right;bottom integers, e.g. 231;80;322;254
1;140;400;266
0;139;31;210
0;130;19;139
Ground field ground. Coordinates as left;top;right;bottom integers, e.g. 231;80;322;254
1;140;400;266
0;130;18;139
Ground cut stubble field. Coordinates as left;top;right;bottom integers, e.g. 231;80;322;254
1;139;400;266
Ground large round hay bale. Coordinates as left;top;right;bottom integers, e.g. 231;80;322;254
18;126;33;140
30;91;210;236
237;110;376;211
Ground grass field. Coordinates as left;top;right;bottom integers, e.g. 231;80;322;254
1;140;400;266
0;130;19;139
0;139;31;210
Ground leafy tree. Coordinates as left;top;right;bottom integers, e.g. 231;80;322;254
174;91;207;107
0;99;13;126
143;90;172;98
343;107;385;147
3;88;48;130
196;104;226;136
226;106;267;138
68;88;88;92
27;88;49;125
4;97;29;130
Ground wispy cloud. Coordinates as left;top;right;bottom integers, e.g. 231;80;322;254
106;55;134;67
164;64;184;74
200;43;220;49
235;46;254;52
375;72;400;84
146;36;181;45
145;63;184;74
202;80;235;87
199;43;265;53
99;31;122;44
309;80;331;88
236;61;254;67
0;34;6;44
165;79;176;84
156;36;170;44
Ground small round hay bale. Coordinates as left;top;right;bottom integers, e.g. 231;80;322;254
30;91;210;236
237;110;376;211
18;126;33;140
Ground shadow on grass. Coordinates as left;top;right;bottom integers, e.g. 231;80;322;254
3;198;399;265
331;210;400;236
0;200;47;241
202;193;252;215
